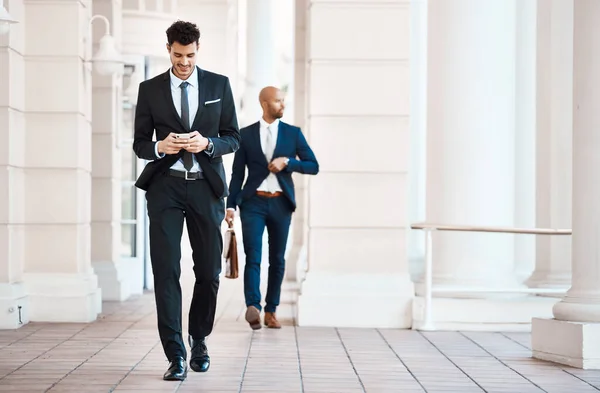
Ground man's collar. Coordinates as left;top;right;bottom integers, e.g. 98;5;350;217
259;118;280;129
170;66;198;88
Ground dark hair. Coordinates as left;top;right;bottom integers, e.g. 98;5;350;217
166;20;200;46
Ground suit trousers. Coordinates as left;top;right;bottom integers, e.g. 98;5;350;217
240;194;293;313
145;172;225;361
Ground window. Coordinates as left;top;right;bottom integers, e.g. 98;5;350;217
120;101;138;258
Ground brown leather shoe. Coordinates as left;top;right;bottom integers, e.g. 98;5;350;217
245;306;262;330
264;312;281;329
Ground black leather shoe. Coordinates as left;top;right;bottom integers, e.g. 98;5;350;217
163;356;187;381
189;336;210;372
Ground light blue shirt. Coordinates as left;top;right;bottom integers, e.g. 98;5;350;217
153;67;213;171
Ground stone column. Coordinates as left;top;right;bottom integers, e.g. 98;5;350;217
90;0;142;301
0;0;27;329
532;0;600;370
296;0;414;328
407;0;427;281
425;0;518;290
21;0;101;322
241;0;278;126
513;0;537;283
528;0;573;289
285;0;309;283
412;0;554;330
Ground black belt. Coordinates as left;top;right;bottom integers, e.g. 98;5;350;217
169;169;205;180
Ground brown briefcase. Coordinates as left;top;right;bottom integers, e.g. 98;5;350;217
223;221;239;279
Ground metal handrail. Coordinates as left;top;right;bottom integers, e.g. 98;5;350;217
410;222;573;331
411;223;572;235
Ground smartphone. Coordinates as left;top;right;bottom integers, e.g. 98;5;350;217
175;133;191;139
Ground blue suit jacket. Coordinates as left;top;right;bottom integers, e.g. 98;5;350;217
227;121;319;211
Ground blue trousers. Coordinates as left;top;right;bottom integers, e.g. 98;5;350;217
240;194;292;313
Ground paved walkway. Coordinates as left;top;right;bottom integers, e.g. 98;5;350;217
1;254;600;392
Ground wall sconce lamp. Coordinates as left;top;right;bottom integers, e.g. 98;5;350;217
0;0;18;36
89;14;124;76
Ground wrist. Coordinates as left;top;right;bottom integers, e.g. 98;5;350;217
157;140;164;154
284;157;290;166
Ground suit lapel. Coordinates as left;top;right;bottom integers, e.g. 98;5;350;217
251;122;269;166
161;70;186;131
190;66;206;131
272;121;286;159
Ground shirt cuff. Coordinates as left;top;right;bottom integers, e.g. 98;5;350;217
154;141;165;159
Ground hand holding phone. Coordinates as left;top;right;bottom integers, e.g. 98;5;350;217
183;131;209;153
174;133;192;149
175;133;191;140
158;133;189;155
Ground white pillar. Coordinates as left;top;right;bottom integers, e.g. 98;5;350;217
285;0;308;283
0;0;28;329
425;0;518;290
241;0;278;126
412;0;560;330
528;0;573;289
407;0;427;281
513;0;537;283
532;0;600;369
90;0;142;302
297;0;414;328
551;2;600;322
21;0;101;322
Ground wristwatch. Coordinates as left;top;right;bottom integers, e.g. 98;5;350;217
207;138;214;153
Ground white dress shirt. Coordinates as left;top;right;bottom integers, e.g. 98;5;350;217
226;118;282;212
153;67;210;172
257;118;283;193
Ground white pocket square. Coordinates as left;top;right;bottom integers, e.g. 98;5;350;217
204;98;221;105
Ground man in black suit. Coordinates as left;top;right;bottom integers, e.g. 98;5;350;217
226;86;318;330
133;20;240;381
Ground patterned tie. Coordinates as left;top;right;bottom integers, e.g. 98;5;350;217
180;81;193;171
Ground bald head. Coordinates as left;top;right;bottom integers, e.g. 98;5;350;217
259;86;285;122
259;86;279;103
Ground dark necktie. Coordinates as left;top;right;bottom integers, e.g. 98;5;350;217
180;81;193;171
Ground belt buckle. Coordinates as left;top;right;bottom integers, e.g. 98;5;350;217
184;170;195;181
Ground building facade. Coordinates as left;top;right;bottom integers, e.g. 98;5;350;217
0;0;599;369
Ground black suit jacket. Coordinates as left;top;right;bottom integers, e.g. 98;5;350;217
227;121;319;212
133;67;241;198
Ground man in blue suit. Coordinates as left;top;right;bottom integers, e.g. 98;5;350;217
226;86;319;329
